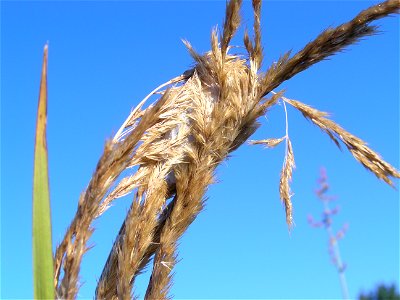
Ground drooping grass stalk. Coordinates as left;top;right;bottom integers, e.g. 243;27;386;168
47;1;399;298
95;1;399;298
32;44;54;300
308;168;350;299
259;0;400;98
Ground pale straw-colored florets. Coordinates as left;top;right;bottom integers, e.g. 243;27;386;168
53;1;400;299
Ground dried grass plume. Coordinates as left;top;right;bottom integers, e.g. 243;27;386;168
51;1;400;299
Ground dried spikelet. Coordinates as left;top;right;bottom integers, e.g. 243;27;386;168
96;168;149;218
283;96;400;185
182;39;205;66
250;137;286;148
115;163;170;300
257;51;291;98
145;160;215;300
229;91;282;153
258;90;284;112
115;202;141;300
279;138;295;228
95;82;193;220
96;72;213;299
251;0;263;68
114;74;189;142
243;29;254;57
221;0;243;57
114;100;146;143
96;191;178;300
100;166;168;300
144;27;257;298
259;0;400;97
54;91;170;298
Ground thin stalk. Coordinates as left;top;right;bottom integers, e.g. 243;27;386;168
323;200;349;300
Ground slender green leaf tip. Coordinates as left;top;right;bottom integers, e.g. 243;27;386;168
33;43;54;300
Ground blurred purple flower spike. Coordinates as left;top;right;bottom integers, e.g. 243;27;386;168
308;168;349;299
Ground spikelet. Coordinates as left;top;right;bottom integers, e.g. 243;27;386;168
283;96;400;186
249;137;286;148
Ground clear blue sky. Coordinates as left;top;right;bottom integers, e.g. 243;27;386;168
1;1;399;299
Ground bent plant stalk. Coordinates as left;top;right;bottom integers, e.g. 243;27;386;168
50;0;399;299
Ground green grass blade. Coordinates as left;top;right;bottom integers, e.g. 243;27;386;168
33;44;54;299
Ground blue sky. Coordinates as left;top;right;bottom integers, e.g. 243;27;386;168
1;1;399;299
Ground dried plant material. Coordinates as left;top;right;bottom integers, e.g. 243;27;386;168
49;0;399;298
115;164;170;300
259;0;400;97
96;173;142;218
251;0;263;68
145;162;214;300
221;0;243;57
243;30;254;59
95;1;398;298
96;196;176;300
113;74;190;143
283;96;400;185
279;139;295;228
253;96;296;228
54;92;170;299
250;137;285;148
95;82;194;220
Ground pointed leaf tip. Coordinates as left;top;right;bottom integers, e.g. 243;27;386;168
33;44;54;300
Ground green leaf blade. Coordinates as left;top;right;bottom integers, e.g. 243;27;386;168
33;44;54;300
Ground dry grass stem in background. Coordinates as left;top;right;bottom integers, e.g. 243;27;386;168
50;0;400;299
